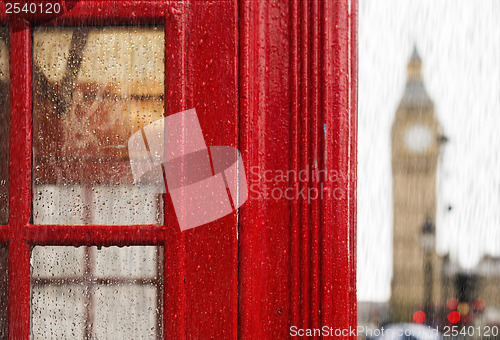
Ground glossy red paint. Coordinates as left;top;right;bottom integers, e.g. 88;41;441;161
4;0;357;339
238;1;357;338
9;17;32;340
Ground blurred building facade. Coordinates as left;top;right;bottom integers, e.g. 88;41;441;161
390;49;500;330
390;48;444;322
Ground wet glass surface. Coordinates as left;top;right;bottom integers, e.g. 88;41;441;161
0;27;9;225
0;246;7;339
30;26;165;339
32;27;165;225
0;27;9;339
31;246;163;339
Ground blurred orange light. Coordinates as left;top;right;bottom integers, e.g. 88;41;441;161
457;302;470;316
474;298;486;311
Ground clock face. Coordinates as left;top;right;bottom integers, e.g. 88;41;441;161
403;123;434;153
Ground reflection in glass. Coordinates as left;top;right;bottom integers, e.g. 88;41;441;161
0;28;9;224
31;246;163;339
32;27;165;225
0;246;7;339
0;27;8;339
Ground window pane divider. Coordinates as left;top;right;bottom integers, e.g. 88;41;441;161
25;224;168;246
8;18;32;340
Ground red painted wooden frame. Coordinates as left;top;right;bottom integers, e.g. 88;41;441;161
238;1;357;338
1;0;357;339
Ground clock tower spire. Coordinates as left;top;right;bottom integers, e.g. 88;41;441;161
399;46;433;116
408;46;423;79
390;47;443;322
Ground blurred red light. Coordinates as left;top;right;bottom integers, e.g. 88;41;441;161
461;315;473;324
474;298;486;311
448;311;461;324
413;310;426;324
447;297;459;310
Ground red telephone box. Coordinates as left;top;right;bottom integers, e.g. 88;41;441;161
0;1;357;338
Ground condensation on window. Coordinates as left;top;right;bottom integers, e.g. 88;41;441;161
30;27;165;339
0;27;9;339
32;27;165;226
0;27;9;225
31;246;163;339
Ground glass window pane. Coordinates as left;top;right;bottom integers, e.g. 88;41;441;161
0;27;8;339
32;27;165;225
31;246;163;339
93;285;159;339
0;246;7;338
0;28;9;225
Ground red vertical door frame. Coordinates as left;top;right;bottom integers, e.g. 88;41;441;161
163;2;188;338
238;0;357;338
8;17;32;340
163;1;239;339
350;0;359;331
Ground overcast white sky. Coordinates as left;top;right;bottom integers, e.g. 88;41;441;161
357;0;500;302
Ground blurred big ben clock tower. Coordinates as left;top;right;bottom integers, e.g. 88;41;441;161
390;47;444;322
